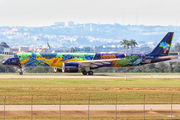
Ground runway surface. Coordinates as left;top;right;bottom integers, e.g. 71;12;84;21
0;104;179;111
0;74;180;79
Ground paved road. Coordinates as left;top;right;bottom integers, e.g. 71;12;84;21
0;104;180;111
0;74;180;79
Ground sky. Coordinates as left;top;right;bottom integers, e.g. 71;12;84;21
0;0;180;26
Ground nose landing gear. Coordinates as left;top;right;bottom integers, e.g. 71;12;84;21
18;68;23;75
19;71;23;75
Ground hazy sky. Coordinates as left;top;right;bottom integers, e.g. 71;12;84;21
0;0;180;26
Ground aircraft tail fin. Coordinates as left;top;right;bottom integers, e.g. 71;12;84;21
149;32;174;56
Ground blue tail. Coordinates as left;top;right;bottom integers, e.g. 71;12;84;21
149;32;174;56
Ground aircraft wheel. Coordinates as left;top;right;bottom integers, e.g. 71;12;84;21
19;72;23;75
54;68;57;73
82;71;87;75
88;71;93;75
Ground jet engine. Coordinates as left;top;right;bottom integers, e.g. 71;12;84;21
54;68;62;73
62;62;79;73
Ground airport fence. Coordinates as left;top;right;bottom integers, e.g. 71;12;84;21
0;94;180;120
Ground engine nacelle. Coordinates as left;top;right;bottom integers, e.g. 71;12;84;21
54;68;62;73
62;62;79;73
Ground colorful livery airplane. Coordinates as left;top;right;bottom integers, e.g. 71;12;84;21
2;32;176;75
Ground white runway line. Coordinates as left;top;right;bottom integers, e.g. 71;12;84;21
0;75;180;79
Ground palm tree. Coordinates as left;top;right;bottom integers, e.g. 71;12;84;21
175;42;180;52
120;39;129;53
126;42;130;53
129;39;138;53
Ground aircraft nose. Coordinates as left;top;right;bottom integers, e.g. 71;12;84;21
2;59;10;66
2;60;6;65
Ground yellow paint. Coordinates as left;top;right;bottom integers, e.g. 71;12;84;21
36;57;84;67
20;58;30;67
101;55;116;59
19;55;85;68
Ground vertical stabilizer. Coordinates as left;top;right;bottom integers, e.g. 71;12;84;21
149;32;174;56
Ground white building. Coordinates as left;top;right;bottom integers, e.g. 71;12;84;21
19;47;29;52
68;21;74;26
4;48;10;52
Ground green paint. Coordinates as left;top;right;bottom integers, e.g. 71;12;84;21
115;55;141;66
34;61;44;66
17;53;31;61
115;59;129;66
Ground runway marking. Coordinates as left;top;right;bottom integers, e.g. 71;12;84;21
0;75;180;79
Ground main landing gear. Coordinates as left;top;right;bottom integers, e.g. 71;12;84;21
88;71;93;75
81;67;93;75
82;71;93;75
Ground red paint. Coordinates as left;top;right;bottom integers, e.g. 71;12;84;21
52;59;58;64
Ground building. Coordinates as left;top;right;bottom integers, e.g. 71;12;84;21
30;48;48;53
19;47;29;52
0;46;3;53
0;42;10;52
54;22;65;26
10;48;19;52
68;21;74;26
75;47;94;53
84;23;90;31
4;48;10;52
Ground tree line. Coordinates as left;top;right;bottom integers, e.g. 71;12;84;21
93;62;180;73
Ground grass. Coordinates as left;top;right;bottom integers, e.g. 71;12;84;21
0;78;180;105
0;78;180;88
0;54;11;60
0;77;180;119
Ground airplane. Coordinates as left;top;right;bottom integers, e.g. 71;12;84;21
2;32;176;75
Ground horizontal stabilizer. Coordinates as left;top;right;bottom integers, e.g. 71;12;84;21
158;56;177;60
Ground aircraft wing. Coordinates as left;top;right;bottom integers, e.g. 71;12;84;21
76;58;121;67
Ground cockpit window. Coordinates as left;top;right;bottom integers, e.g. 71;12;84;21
11;59;18;62
10;54;18;58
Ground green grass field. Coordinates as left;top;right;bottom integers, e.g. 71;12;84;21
0;78;180;88
0;76;180;119
0;54;10;60
0;78;180;105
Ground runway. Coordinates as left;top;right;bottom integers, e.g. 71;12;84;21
1;105;180;117
0;74;180;79
0;104;180;111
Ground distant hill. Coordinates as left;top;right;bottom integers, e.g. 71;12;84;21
0;24;179;49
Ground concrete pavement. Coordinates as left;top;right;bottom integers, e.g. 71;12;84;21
0;104;179;111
